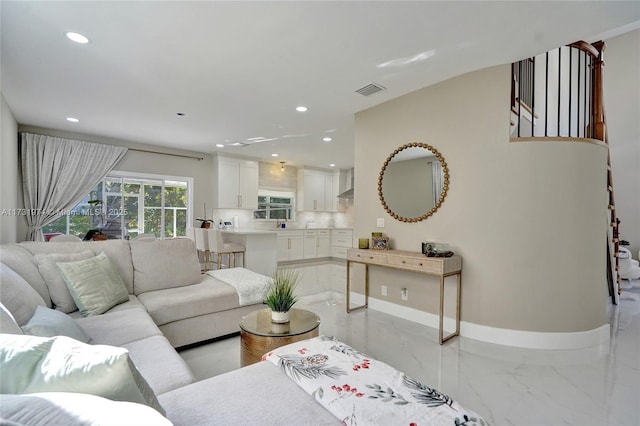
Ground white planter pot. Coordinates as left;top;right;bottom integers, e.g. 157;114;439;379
271;310;290;324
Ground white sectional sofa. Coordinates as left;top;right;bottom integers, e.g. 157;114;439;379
0;237;485;425
0;238;292;424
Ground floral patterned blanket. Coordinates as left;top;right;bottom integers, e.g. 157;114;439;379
263;335;487;426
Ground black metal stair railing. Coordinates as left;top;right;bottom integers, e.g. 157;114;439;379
511;41;604;140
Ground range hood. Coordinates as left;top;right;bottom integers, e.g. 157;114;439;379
336;187;354;199
337;168;354;199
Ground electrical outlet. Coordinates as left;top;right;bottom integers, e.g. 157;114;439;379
381;285;387;296
376;218;385;227
401;288;408;301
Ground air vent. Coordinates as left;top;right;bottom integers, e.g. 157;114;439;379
355;82;386;96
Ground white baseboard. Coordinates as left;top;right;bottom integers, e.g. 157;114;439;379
348;293;610;350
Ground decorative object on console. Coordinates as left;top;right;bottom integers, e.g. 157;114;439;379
421;241;454;257
358;238;370;249
371;236;390;250
264;269;299;323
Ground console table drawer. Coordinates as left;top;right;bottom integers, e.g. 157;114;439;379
347;250;387;265
387;255;443;273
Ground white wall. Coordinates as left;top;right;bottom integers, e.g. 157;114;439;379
605;29;640;258
0;93;20;243
354;64;608;336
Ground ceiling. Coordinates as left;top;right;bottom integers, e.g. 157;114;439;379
2;1;639;170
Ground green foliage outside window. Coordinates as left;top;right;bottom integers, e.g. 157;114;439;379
43;176;189;239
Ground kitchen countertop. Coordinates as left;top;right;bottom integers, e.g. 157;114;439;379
219;228;278;235
220;227;353;233
273;227;353;231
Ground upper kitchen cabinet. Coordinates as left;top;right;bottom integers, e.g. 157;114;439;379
212;154;259;209
297;168;339;212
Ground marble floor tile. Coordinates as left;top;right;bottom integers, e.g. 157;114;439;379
179;264;640;426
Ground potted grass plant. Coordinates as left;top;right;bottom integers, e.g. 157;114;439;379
265;269;299;323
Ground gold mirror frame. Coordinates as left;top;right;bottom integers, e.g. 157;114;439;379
377;142;450;223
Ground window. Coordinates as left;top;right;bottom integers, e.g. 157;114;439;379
43;172;192;239
253;190;294;221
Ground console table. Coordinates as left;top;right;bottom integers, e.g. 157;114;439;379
346;248;462;344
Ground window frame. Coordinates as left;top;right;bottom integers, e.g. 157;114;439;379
253;190;295;221
43;171;193;239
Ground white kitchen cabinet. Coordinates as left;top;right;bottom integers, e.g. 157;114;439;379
303;230;317;259
317;229;331;258
212;155;258;209
301;229;330;259
277;230;304;262
331;229;353;259
297;169;339;212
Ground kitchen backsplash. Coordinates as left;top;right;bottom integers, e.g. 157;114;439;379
209;203;353;230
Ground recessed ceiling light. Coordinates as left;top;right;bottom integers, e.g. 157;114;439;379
323;137;332;142
296;106;308;112
65;32;89;44
66;117;79;123
271;153;279;157
216;144;224;148
329;163;336;167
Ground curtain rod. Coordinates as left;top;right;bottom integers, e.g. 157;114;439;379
128;147;205;161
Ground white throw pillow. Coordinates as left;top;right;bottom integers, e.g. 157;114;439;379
22;305;91;343
0;392;172;426
0;334;165;415
34;251;95;313
56;252;130;317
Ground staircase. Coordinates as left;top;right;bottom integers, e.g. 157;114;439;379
511;40;621;302
591;41;621;303
605;114;621;303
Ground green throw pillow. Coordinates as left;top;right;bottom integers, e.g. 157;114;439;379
57;252;129;317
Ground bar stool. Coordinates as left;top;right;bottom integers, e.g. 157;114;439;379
206;229;245;269
190;227;212;272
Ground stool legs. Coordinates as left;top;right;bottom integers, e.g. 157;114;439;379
212;251;246;269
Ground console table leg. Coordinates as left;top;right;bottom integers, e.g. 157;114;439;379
346;261;368;313
440;272;462;344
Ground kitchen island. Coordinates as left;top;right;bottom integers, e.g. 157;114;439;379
220;228;277;276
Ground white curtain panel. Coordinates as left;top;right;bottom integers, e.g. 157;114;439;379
431;160;443;206
21;133;128;241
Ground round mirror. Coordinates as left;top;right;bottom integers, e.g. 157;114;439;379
378;142;449;222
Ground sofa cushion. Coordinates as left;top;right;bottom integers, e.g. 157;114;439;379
1;302;23;334
22;305;91;343
131;238;201;295
0;334;165;415
84;239;135;293
158;361;341;426
19;240;135;294
0;263;46;326
74;306;162;346
0;244;53;308
57;252;129;317
137;276;240;326
34;251;94;313
122;335;195;395
0;392;172;426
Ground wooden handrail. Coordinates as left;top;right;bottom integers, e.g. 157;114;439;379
568;41;600;58
591;41;606;141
